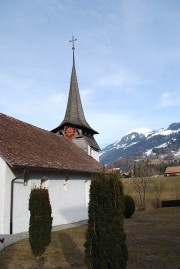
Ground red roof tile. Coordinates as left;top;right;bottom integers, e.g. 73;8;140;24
164;166;180;174
0;113;103;173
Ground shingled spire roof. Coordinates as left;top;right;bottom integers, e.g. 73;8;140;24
52;41;98;135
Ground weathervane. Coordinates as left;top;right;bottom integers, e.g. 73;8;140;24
69;36;77;50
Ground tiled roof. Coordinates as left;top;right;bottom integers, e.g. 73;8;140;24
0;113;103;173
164;166;180;174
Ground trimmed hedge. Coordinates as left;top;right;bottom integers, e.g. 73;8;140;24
84;172;128;269
29;187;53;257
162;200;180;207
124;195;135;218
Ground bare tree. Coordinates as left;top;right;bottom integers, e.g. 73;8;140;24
153;180;163;208
133;177;149;210
173;185;180;200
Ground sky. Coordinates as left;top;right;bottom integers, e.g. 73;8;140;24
0;0;180;149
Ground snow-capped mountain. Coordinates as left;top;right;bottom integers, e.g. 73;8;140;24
100;123;180;164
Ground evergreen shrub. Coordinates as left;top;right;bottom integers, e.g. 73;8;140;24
84;172;128;269
124;195;135;218
162;200;180;207
29;187;53;257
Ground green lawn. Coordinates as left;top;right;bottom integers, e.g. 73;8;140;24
0;207;180;269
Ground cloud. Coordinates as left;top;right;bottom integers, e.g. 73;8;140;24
49;93;66;104
81;88;94;103
160;92;180;107
97;69;147;96
0;92;65;116
98;70;127;87
38;0;66;11
80;9;102;19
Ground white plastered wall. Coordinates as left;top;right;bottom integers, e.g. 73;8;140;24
0;157;16;234
0;162;91;234
0;157;6;233
88;145;99;162
49;174;91;226
72;137;100;162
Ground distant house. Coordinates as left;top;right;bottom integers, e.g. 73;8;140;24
122;172;131;178
164;166;180;176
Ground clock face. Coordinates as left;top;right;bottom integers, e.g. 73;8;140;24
64;126;76;138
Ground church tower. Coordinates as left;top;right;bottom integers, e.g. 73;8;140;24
51;37;100;161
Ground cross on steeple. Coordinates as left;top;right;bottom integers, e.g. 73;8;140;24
69;36;77;50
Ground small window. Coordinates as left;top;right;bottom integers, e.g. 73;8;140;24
41;176;48;188
24;171;30;186
63;180;68;191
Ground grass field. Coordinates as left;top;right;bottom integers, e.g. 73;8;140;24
0;207;179;269
122;175;180;210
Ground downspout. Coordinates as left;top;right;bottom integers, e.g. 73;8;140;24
10;170;26;234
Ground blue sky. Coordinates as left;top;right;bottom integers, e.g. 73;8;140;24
0;0;180;148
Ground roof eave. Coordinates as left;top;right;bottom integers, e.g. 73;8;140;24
51;121;99;135
11;164;103;174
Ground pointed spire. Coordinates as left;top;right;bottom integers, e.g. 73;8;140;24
51;37;100;153
60;37;98;134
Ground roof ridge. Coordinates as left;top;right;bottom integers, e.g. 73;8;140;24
0;112;52;135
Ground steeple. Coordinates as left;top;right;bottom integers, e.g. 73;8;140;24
51;37;100;160
61;43;97;134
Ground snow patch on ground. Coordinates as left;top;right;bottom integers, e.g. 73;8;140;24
174;150;180;157
145;149;153;156
155;142;168;149
124;141;139;148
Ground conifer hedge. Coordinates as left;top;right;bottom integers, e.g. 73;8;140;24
124;194;135;218
29;187;53;257
84;172;128;269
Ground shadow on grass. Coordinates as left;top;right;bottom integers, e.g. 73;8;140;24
0;251;9;269
29;257;47;269
0;247;19;269
58;232;85;268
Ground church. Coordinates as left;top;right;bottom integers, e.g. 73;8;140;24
0;38;102;235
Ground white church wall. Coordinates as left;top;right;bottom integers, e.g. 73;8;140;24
72;137;100;162
48;173;91;226
1;168;92;234
0;157;6;233
84;180;91;206
13;173;49;233
88;145;99;162
13;177;32;234
13;175;51;233
0;159;17;234
1;165;36;234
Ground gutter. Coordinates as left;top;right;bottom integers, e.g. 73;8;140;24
10;170;27;234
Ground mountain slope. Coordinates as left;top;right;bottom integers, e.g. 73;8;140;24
100;123;180;164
